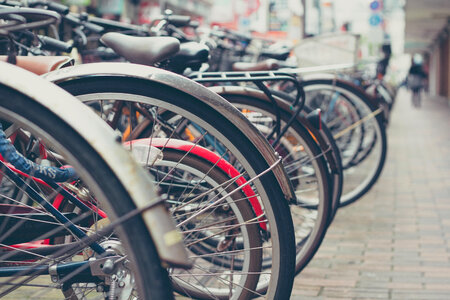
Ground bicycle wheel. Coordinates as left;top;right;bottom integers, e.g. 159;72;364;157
302;86;364;169
0;78;174;298
141;145;263;299
218;93;332;275
55;75;295;299
302;105;344;223
266;89;344;222
301;79;387;206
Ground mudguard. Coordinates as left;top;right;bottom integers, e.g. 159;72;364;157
43;62;295;202
0;56;73;75
126;138;267;230
300;72;339;81
211;86;343;217
0;61;190;268
299;73;381;109
210;85;339;165
209;85;325;136
209;85;294;113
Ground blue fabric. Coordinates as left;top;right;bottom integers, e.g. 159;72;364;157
0;123;76;182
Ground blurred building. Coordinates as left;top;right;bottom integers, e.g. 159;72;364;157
73;0;449;101
80;0;214;23
405;0;450;100
208;0;304;41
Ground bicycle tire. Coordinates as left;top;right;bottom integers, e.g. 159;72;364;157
218;93;332;275
302;85;365;169
267;88;343;221
301;79;387;206
302;105;344;223
150;147;263;299
0;81;173;299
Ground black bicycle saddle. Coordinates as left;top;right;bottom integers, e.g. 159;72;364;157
100;32;180;66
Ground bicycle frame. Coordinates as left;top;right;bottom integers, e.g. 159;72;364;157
0;147;115;279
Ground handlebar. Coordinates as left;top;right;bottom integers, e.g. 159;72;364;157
189;20;199;29
64;13;104;34
38;34;73;52
28;0;70;15
0;7;60;33
1;0;69;15
167;15;191;27
0;11;26;25
1;0;104;34
165;23;190;42
89;15;148;35
224;29;252;43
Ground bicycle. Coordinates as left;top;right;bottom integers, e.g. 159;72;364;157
97;32;338;281
83;28;338;281
0;8;191;299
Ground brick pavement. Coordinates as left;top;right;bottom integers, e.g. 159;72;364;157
292;89;450;299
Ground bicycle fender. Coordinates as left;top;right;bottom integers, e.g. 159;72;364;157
209;85;294;113
125;138;268;231
211;85;340;179
299;72;337;81
0;62;191;269
301;77;381;109
210;85;325;141
43;62;296;203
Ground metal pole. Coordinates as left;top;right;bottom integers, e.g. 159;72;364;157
302;0;306;38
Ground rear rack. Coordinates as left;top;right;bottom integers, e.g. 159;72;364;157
190;70;306;148
190;70;303;106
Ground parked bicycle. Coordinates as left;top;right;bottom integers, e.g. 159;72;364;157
0;8;191;299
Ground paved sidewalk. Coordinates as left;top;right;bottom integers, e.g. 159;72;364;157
292;89;450;299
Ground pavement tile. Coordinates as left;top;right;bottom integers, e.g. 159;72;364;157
391;291;450;300
322;287;390;299
291;285;322;296
424;271;450;278
424;284;450;291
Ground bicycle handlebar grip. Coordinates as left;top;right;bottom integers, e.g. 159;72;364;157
1;0;23;8
89;16;146;33
64;14;104;33
63;13;80;26
225;29;252;43
83;21;104;33
38;35;73;53
189;20;199;29
46;1;69;15
167;15;191;27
